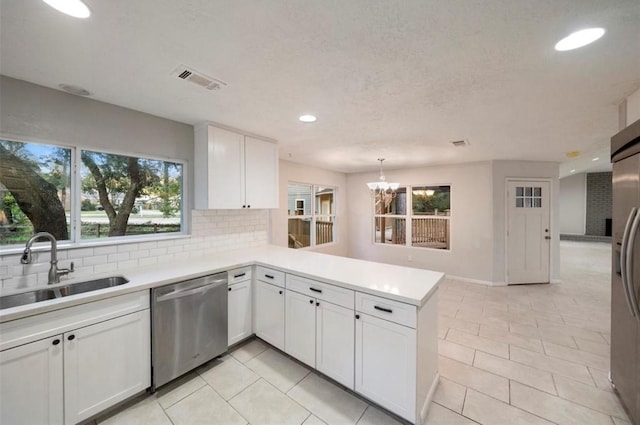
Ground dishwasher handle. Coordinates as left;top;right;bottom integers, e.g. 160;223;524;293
156;280;226;302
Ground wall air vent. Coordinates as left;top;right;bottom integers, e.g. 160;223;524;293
171;65;227;91
451;140;469;147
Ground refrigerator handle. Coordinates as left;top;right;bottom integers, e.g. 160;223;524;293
621;207;638;318
625;208;640;318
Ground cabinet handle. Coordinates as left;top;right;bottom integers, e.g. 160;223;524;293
316;302;320;306
355;314;360;319
242;205;246;208
265;274;275;279
247;205;251;208
309;287;322;293
278;290;283;295
374;306;393;313
228;287;232;291
234;273;246;278
67;335;75;341
52;339;61;346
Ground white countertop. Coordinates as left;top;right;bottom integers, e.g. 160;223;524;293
0;245;443;323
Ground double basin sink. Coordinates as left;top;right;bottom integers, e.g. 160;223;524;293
0;276;129;310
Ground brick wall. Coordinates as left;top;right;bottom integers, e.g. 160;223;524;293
585;172;612;236
0;209;268;290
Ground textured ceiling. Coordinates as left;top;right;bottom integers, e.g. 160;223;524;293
1;0;639;173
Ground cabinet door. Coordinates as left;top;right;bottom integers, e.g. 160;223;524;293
285;290;316;367
244;136;278;209
254;280;285;350
207;126;245;209
0;335;63;425
316;301;355;389
355;313;416;422
228;280;252;346
64;310;151;425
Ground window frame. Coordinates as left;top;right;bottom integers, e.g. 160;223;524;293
372;184;451;251
287;182;337;249
0;136;189;250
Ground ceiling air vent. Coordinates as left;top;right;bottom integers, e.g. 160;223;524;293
451;140;469;147
171;65;227;91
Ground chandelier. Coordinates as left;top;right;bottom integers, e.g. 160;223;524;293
367;158;399;206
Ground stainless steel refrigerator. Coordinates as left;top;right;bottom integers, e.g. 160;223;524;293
611;117;640;425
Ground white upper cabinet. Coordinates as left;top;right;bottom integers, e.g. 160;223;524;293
244;135;279;209
194;124;278;209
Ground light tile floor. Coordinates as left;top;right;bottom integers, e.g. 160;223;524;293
97;241;631;425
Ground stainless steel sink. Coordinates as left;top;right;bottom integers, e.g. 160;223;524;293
57;276;129;296
0;276;129;310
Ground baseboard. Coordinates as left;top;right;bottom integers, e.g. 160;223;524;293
445;275;507;287
419;373;440;424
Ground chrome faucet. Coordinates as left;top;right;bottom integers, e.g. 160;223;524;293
21;232;74;284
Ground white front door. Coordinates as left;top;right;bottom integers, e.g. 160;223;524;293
506;180;551;284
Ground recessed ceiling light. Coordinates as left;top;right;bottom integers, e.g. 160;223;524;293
299;114;317;123
554;28;605;51
592;157;600;161
42;0;91;18
570;169;576;173
59;83;91;96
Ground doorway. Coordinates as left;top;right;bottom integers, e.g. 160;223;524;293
506;180;551;284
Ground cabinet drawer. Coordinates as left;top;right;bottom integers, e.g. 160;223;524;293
228;267;252;285
254;266;285;287
355;292;416;328
286;275;354;309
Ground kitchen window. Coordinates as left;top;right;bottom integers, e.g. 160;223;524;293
0;138;184;246
287;183;336;248
373;185;450;250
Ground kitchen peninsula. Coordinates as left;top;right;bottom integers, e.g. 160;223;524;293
0;245;442;424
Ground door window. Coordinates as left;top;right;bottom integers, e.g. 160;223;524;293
515;186;542;208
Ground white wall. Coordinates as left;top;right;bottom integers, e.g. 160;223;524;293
0;76;193;160
346;161;495;283
559;173;586;235
627;86;640;125
272;160;348;256
346;160;560;284
491;160;560;283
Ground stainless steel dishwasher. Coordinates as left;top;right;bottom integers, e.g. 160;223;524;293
151;272;228;389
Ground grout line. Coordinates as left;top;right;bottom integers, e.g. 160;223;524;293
434;399;482;425
460;387;468;415
354;405;368;425
551;372;559;396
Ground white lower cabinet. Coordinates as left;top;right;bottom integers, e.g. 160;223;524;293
285;288;355;389
64;310;150;425
355;312;417;422
0;335;64;425
284;289;316;367
254;280;285;350
228;280;252;346
315;299;355;389
0;291;151;425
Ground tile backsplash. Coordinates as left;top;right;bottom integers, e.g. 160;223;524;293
0;209;269;290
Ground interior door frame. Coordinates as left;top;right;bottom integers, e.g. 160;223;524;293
504;177;553;284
